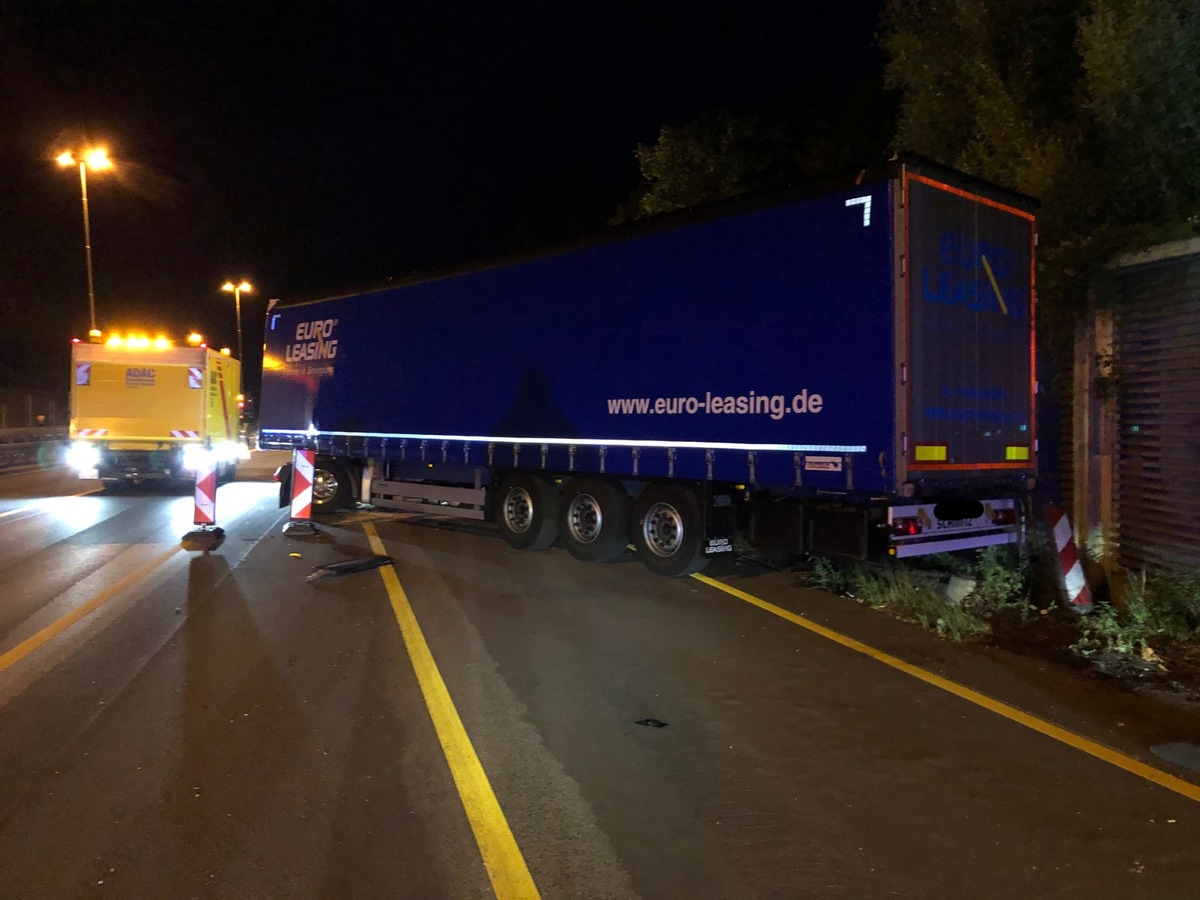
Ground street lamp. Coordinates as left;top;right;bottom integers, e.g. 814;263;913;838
221;280;252;392
56;147;113;338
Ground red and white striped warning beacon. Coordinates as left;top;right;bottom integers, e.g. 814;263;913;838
194;460;217;526
1046;505;1092;613
283;448;319;535
181;452;225;551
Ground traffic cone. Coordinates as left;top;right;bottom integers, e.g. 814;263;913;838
282;448;319;535
182;455;225;551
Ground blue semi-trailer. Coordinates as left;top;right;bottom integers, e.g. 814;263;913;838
258;156;1038;575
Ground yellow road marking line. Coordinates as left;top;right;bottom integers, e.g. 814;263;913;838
364;523;541;900
0;545;183;674
980;254;1009;315
693;573;1200;804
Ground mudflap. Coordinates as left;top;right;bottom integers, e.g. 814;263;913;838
275;462;292;509
702;485;737;559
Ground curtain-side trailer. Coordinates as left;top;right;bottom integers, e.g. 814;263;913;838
259;157;1038;576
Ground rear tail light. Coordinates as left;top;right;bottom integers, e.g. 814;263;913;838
991;507;1018;526
891;516;922;537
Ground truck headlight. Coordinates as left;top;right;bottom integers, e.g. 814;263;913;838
66;441;101;471
211;440;244;463
181;444;214;472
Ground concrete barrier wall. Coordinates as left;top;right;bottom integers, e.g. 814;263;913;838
0;428;67;471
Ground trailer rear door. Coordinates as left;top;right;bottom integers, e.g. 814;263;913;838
904;172;1036;479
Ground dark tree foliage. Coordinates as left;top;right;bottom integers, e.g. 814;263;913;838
611;79;896;225
610;111;797;224
618;2;1200;352
883;0;1200;346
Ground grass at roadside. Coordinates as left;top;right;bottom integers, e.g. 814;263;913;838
801;546;1032;641
797;546;1200;698
1071;569;1200;679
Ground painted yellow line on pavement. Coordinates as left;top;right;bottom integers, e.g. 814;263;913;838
0;545;183;674
693;573;1200;804
364;523;541;900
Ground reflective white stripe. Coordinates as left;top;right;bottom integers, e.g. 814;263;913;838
893;531;1015;557
264;429;867;454
1063;560;1086;598
845;195;872;226
1052;515;1072;550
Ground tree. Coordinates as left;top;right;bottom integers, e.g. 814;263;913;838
610;111;797;224
611;80;895;225
882;0;1200;344
1078;0;1200;226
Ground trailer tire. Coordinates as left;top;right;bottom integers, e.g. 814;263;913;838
632;484;708;577
312;457;354;512
495;474;559;551
558;478;631;563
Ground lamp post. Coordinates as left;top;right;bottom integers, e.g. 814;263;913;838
221;280;252;393
56;148;113;338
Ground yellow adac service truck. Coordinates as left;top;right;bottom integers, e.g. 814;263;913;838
67;335;243;486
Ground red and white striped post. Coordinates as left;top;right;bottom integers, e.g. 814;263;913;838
282;448;319;535
181;454;225;551
194;460;217;526
1046;505;1093;613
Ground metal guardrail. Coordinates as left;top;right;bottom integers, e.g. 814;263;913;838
0;427;67;471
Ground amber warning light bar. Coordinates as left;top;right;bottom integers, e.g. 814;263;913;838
70;331;211;349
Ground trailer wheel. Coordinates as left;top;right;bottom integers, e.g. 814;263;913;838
495;474;559;551
632;484;708;577
312;457;353;512
558;478;631;563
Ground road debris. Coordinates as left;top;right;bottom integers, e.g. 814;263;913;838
1151;742;1200;774
305;555;394;582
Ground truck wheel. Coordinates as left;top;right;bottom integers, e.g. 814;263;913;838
495;474;559;551
632;484;708;577
558;478;631;563
312;457;354;512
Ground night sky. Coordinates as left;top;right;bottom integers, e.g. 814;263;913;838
1;2;882;392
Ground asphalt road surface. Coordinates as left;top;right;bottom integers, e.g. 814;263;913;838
1;456;1198;899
